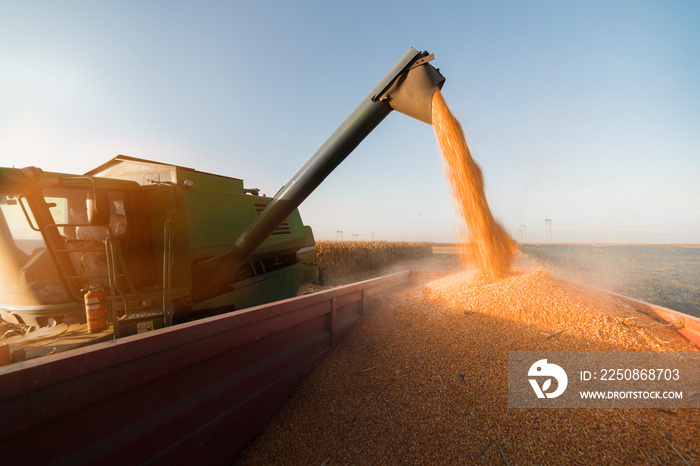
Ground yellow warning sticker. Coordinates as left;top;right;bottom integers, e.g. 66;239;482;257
137;321;154;334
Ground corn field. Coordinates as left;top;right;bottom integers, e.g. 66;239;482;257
315;241;433;279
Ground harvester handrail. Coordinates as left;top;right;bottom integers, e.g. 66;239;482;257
162;220;174;325
17;194;40;232
105;237;149;322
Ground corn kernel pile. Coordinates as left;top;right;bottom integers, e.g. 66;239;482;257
236;268;698;465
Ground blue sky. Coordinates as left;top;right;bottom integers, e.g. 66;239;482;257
1;1;698;243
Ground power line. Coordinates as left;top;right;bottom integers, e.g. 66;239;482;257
551;223;700;230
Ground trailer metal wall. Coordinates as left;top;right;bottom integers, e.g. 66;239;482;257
0;271;442;465
593;287;700;349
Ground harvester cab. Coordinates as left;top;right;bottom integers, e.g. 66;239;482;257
0;168;156;328
0;47;444;337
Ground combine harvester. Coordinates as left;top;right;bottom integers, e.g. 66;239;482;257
0;48;443;336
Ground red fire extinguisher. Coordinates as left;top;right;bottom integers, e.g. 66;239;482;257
84;287;108;333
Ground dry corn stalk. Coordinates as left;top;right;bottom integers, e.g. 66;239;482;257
315;240;432;279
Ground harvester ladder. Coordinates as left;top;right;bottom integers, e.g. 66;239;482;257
106;220;174;337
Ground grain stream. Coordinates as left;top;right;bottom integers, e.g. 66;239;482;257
235;268;698;465
432;88;516;278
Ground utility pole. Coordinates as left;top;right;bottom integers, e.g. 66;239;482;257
519;224;526;244
336;229;344;241
352;233;358;241
545;218;552;244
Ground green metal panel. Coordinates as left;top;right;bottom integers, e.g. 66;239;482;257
182;186;308;261
192;263;307;312
182;189;253;251
147;187;177;216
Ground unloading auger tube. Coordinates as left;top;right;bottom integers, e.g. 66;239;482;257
193;47;445;299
